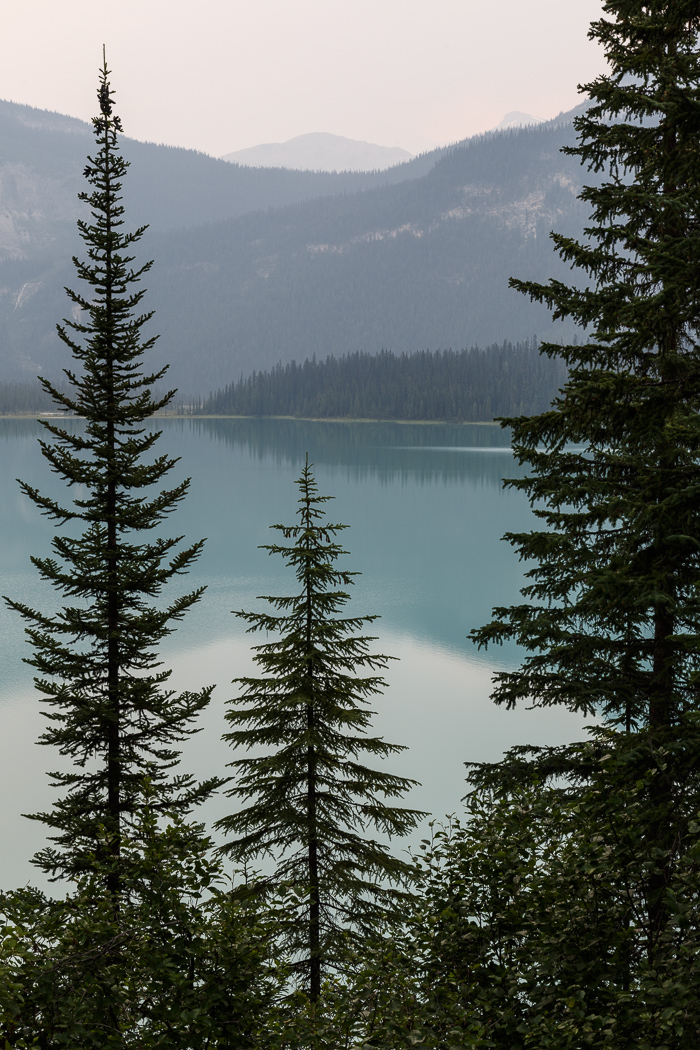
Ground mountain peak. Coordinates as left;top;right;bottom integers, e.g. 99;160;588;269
220;131;414;173
492;111;544;131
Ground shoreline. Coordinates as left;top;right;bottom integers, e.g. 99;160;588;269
0;412;505;425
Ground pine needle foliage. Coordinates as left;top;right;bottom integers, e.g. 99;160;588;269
0;808;283;1049
5;54;218;887
474;1;700;732
217;459;424;1001
472;0;700;955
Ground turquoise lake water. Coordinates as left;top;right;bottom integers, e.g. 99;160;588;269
0;417;590;887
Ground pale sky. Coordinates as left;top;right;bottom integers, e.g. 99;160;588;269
1;0;606;157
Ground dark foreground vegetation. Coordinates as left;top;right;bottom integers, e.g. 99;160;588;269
199;341;566;421
4;3;700;1046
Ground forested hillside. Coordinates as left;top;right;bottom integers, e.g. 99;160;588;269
0;98;437;252
7;3;700;1045
143;110;589;392
201;341;566;420
0;101;587;393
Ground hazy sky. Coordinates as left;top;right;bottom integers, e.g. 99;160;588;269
1;0;606;157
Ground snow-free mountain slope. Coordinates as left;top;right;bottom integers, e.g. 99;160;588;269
145;108;592;390
0;99;439;262
0;102;591;393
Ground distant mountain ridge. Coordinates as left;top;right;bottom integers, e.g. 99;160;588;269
0;99;442;262
0;99;591;393
492;111;544;131
221;132;414;172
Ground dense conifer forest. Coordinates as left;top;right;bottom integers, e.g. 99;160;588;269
200;340;566;420
0;381;57;415
5;4;700;1047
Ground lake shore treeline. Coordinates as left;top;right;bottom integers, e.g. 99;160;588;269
197;341;566;421
0;340;566;422
5;4;700;1047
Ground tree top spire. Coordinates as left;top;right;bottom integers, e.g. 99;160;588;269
98;45;113;116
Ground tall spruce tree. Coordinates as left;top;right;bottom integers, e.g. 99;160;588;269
472;0;700;957
6;53;217;887
217;459;423;1001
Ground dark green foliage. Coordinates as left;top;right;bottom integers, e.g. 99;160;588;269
473;1;700;732
199;341;567;421
333;732;700;1050
4;57;217;883
468;0;700;995
217;460;424;999
0;807;283;1048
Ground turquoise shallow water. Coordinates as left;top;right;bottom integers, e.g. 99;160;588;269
0;418;589;887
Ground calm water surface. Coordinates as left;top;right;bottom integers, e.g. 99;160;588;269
0;418;589;888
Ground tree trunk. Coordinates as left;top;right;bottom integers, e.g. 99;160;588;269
307;700;320;1002
646;593;674;956
304;481;321;1001
103;116;121;899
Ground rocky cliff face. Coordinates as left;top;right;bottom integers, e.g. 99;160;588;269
0;161;82;260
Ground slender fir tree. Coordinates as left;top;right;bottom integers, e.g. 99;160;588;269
5;52;218;888
472;1;700;955
217;459;424;1001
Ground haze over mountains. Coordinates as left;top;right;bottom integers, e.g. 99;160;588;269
0;100;433;257
220;119;543;175
221;132;414;172
0;99;589;394
492;111;544;131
